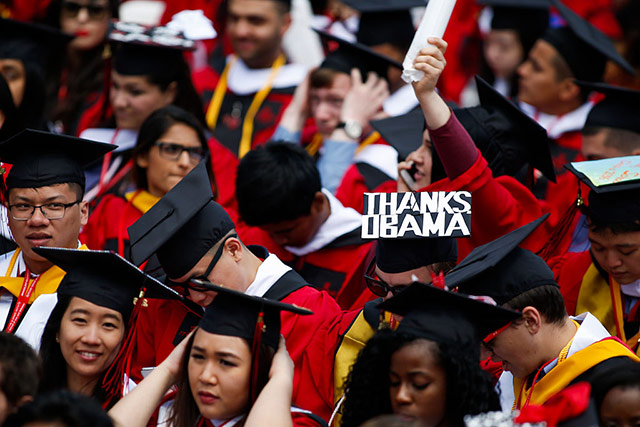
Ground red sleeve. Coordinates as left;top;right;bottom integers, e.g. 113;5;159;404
208;136;238;212
550;250;593;316
80;194;126;250
429;112;479;180
425;153;553;260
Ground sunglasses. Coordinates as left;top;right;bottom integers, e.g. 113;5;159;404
364;257;409;297
62;1;109;19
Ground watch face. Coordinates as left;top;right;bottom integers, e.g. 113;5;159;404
345;120;363;139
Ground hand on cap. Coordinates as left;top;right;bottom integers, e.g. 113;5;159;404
340;69;390;132
279;71;313;133
269;335;294;386
160;328;196;381
412;37;448;97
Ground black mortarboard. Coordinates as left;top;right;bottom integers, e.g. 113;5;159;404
577;81;640;135
479;0;549;53
565;156;640;224
33;247;182;320
128;162;235;279
463;75;556;182
109;21;194;78
0;73;22;141
0;129;115;190
379;283;521;346
376;237;457;274
341;0;427;12
370;107;424;161
540;0;634;82
195;280;312;350
316;29;402;81
445;215;557;305
0;18;73;71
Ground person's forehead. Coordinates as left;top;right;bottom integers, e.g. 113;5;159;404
529;39;558;66
9;183;76;199
227;0;281;16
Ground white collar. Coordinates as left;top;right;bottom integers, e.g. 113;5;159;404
383;84;420;117
353;144;399;180
226;56;307;95
244;254;292;297
208;414;245;427
285;189;362;256
79;128;138;152
519;101;594;139
621;278;640;298
543;312;610;374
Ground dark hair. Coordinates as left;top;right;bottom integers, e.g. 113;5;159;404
5;390;113;427
0;333;42;408
503;285;567;325
133;105;213;192
340;329;500;427
38;295;126;407
236;142;321;226
144;57;206;127
549;50;589;104
591;360;640;413
582;126;640;155
17;62;47;130
309;67;342;89
585;213;640;235
171;329;275;427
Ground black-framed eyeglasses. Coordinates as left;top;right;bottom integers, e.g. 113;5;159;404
155;142;205;163
364;257;409;297
8;200;81;221
61;1;109;19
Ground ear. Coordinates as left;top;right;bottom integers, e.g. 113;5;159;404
280;12;292;37
16;394;33;408
79;200;89;227
163;81;178;106
310;191;326;215
557;78;581;103
226;237;243;261
136;151;150;169
521;306;542;335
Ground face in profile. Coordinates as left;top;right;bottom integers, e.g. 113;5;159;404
57;297;125;393
389;339;447;426
188;329;252;420
136;122;205;197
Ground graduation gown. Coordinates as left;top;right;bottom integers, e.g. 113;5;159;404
0;245;87;348
499;313;640;411
131;248;351;422
193;52;307;156
555;250;640;353
282;190;377;311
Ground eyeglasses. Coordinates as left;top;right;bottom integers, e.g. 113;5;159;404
155;142;205;163
8;200;81;221
61;1;109;20
364;257;409;297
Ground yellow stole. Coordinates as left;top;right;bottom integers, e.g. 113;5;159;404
124;189;160;214
305;131;382;158
0;244;89;304
576;263;640;351
205;54;286;158
512;338;640;408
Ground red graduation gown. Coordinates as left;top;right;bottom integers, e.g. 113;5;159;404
335;163;398;214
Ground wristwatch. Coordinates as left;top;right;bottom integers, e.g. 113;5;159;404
336;120;363;140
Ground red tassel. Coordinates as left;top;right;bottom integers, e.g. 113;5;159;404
538;182;583;261
101;288;146;409
249;311;264;405
430;271;446;289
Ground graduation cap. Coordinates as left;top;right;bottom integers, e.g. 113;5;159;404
378;283;521;346
478;0;549;53
370;107;424;161
565;156;640;224
33;247;182;320
0;129;115;190
128;161;235;279
445;214;557;305
466;75;556;182
540;0;635;82
193;279;311;402
576;81;640;135
376;236;457;274
0;18;73;71
343;0;426;50
315;29;402;81
109;21;194;77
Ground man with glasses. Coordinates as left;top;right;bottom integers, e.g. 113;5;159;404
0;129;114;346
127;162;352;422
332;235;457;425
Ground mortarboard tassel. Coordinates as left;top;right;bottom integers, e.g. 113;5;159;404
101;287;147;409
430;270;446;289
537;183;583;262
249;311;265;405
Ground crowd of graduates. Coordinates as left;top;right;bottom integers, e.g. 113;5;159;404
1;0;640;426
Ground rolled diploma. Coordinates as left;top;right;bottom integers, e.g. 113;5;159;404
401;0;457;83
